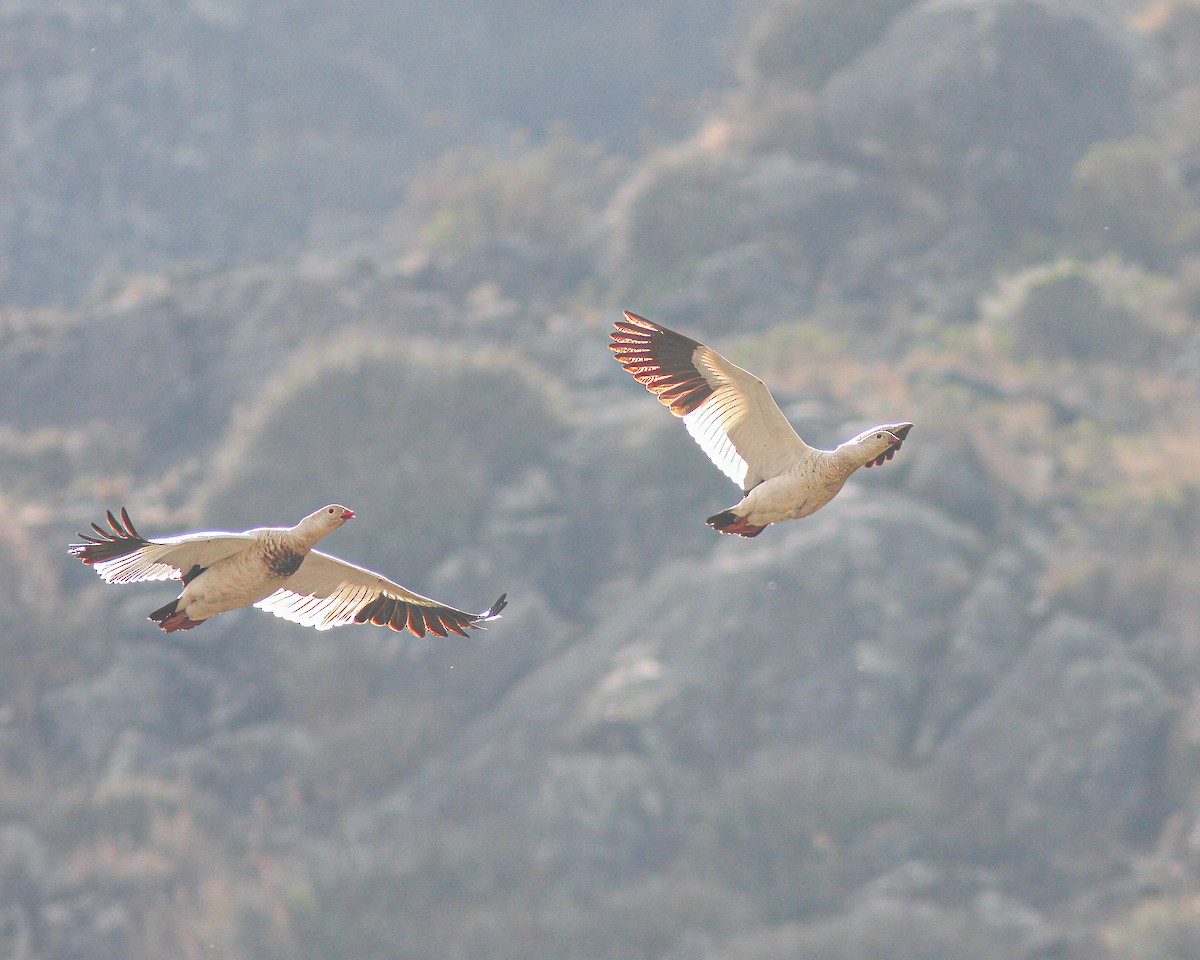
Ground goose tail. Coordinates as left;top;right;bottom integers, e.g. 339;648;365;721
148;599;206;632
706;510;767;538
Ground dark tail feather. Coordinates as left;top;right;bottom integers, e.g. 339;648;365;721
148;599;206;632
148;599;179;624
706;510;768;538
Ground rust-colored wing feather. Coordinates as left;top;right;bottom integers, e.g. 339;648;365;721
359;591;506;637
610;313;714;417
69;508;149;564
69;510;251;585
254;550;506;637
611;311;813;492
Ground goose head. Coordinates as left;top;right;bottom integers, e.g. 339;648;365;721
294;504;356;541
844;422;913;468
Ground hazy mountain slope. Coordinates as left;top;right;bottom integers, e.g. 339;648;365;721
4;0;1200;958
0;0;735;306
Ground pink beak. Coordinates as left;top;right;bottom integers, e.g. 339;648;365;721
341;508;356;520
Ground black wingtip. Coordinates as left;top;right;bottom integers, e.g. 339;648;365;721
68;508;149;564
120;506;141;541
483;593;507;620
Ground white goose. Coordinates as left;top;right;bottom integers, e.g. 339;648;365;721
69;505;507;636
610;311;913;537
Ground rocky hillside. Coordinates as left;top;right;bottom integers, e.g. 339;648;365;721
0;0;732;306
4;0;1200;958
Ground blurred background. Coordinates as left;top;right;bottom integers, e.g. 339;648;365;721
3;0;1200;956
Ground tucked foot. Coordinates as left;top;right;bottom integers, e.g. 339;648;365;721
706;510;768;538
158;611;207;632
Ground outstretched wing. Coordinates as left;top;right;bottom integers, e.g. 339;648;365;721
68;508;252;585
255;550;507;637
610;312;813;492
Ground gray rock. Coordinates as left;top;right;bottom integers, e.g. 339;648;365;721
525;752;692;889
38;895;132;960
853;860;1059;953
655;155;891;328
40;646;232;772
696;892;1035;960
931;615;1169;890
164;721;317;809
355;497;980;880
0;823;49;960
913;545;1042;756
633;496;981;763
660;241;805;332
900;433;1002;530
732;155;885;246
820;0;1158;226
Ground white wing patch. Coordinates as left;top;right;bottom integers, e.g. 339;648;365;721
88;534;253;585
251;550;495;637
683;388;751;489
680;345;813;492
255;580;379;631
91;547;186;585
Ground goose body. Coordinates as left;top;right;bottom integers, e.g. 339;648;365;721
69;505;506;636
610;312;913;537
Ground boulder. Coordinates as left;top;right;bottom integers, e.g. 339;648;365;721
820;0;1157;226
39;646;234;773
355;496;981;884
931;615;1169;893
913;545;1042;756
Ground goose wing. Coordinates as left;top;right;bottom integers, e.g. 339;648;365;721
69;509;253;585
611;312;813;492
254;550;507;637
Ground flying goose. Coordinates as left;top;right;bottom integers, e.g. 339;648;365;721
69;505;507;636
610;312;913;537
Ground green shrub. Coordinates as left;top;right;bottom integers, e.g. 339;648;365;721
1047;484;1200;641
196;334;571;578
980;257;1180;363
395;129;622;259
610;149;742;304
44;783;177;850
